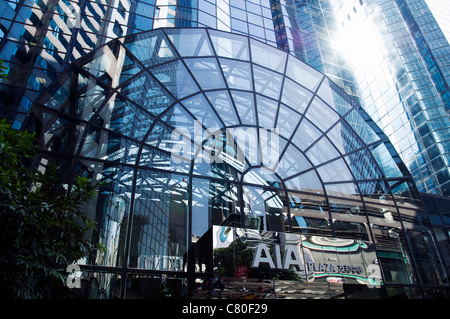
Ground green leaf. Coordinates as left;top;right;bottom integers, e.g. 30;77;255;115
0;120;104;298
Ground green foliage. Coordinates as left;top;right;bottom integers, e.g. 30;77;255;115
214;239;254;277
0;60;8;79
0;119;103;298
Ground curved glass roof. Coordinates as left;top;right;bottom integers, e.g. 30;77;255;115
31;27;415;199
26;27;437;277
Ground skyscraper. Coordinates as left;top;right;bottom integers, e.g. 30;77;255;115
0;0;449;299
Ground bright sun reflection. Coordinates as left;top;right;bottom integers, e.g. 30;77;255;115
334;19;384;70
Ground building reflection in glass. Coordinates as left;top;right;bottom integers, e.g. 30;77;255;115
25;28;448;298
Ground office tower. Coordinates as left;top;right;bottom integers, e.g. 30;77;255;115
0;0;449;298
0;0;140;126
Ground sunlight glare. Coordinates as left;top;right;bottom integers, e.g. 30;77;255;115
334;20;383;70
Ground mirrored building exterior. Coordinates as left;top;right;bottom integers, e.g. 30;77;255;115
1;1;449;197
333;0;450;198
24;28;449;298
0;0;449;299
0;0;146;126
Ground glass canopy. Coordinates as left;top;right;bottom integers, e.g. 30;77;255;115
26;28;446;297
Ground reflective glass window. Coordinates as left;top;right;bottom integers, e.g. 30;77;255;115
192;178;242;234
102;93;153;141
276;104;302;139
288;192;331;236
205;90;240;126
152;107;199;166
199;0;216;15
36;111;85;155
281;78;313;114
304;97;340;133
124;31;175;67
286;55;323;92
160;103;195;134
149;60;199;98
231;18;249;34
253;65;283;99
256;94;278;128
345;109;380;145
77;161;134;268
77;80;108;121
328;120;366;156
332;219;369;240
242;168;282;187
184;57;226;91
231;90;256;125
316;80;344;113
359;180;391;203
80;127;139;165
193;130;244;181
329;197;364;218
80;43;121;87
250;38;287;72
119;70;175;117
186;93;223;128
219;58;253;90
436;197;450;226
129;171;189;271
317;158;354;183
227;127;259;166
290;118;322;151
371;224;416;284
140;143;191;174
370;142;404;178
165;28;213;57
230;6;246;20
243;186;289;232
277;144;311;179
284;170;324;193
325;183;360;199
306;136;341;166
229;0;245;9
344;148;384;181
208;29;250;60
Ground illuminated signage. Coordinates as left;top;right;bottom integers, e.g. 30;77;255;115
251;243;363;275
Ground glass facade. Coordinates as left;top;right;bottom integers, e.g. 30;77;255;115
24;28;449;298
0;0;450;200
332;0;450;198
0;0;145;126
0;0;449;300
1;0;449;198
